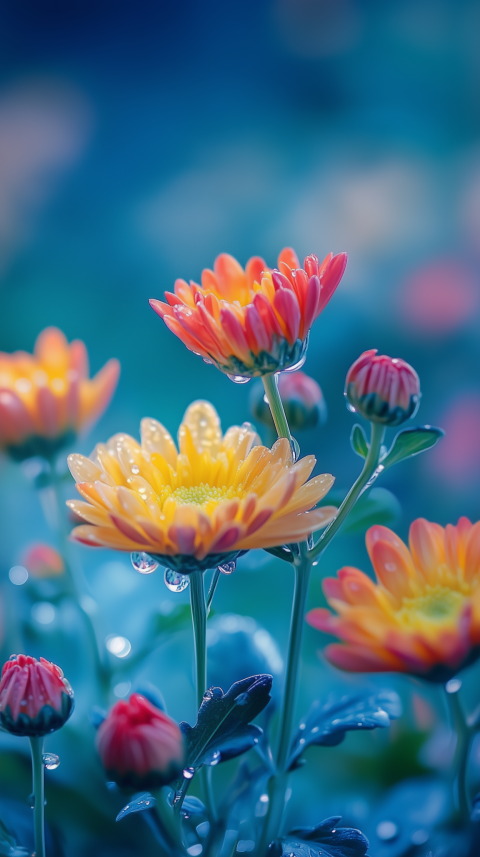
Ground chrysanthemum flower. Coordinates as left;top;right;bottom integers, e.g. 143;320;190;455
0;654;74;736
67;401;335;572
0;327;120;461
97;694;185;790
150;248;347;378
307;518;480;681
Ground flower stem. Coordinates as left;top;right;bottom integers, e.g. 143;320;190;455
29;736;45;857
206;567;221;616
446;684;472;823
262;374;292;445
308;421;385;562
256;543;312;854
189;571;207;711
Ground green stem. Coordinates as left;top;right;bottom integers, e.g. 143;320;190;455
189;571;207;711
446;685;472;823
256;544;312;854
206;567;221;616
30;736;45;857
262;374;292;445
309;422;385;562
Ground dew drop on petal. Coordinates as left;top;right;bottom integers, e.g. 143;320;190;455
227;374;251;384
131;551;158;574
284;352;307;373
209;750;221;766
218;560;236;575
203;358;214;365
43;753;60;770
203;689;214;700
164;568;190;593
290;437;300;462
183;767;195;779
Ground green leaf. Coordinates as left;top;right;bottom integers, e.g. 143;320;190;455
381;426;444;470
350;424;368;458
180;674;272;770
288;689;401;771
269;816;369;857
342;487;401;535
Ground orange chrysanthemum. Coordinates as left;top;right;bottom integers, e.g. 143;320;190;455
307;518;480;681
150;248;347;378
67;401;336;572
0;327;120;461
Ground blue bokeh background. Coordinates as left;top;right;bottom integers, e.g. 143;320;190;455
1;1;480;854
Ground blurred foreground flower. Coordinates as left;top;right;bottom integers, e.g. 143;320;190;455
307;518;480;681
0;326;119;461
23;543;64;577
67;401;335;571
345;349;420;427
0;654;74;736
250;370;326;431
97;693;184;790
150;248;346;378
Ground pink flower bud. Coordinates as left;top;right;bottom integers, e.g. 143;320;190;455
250;371;327;431
23;544;64;578
0;655;74;736
96;694;185;790
345;349;420;427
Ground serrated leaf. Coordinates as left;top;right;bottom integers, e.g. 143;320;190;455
288;689;401;770
180;674;272;770
351;424;369;459
381;426;444;470
342;488;401;535
116;792;156;821
269;816;369;857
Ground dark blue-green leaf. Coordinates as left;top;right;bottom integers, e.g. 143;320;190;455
351;424;369;459
116;792;156;821
381;426;444;470
180;674;272;770
269;816;369;857
288;690;401;770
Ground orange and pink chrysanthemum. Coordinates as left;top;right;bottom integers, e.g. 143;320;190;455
307;518;480;681
0;327;119;461
150;248;347;378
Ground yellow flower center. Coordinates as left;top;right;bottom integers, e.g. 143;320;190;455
396;585;466;628
168;482;246;508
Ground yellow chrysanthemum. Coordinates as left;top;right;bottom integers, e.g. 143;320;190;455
67;401;335;572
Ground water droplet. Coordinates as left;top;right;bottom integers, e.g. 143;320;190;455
290;437;300;462
218;560;236;575
203;689;214;700
446;677;462;694
284;352;307;373
203;358;214;365
346;400;357;413
227;373;251;384
164;568;190;593
183;767;195;779
376;821;399;841
131;551;158;574
43;753;60;770
209;750;221;766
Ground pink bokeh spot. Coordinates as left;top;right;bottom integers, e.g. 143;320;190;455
399;260;479;334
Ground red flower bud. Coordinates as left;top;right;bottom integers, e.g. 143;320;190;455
96;694;185;790
345;349;420;427
250;370;327;431
0;655;74;737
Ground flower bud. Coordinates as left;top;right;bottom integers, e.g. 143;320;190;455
0;655;74;736
345;349;420;427
23;544;64;578
250;371;327;431
96;694;185;790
